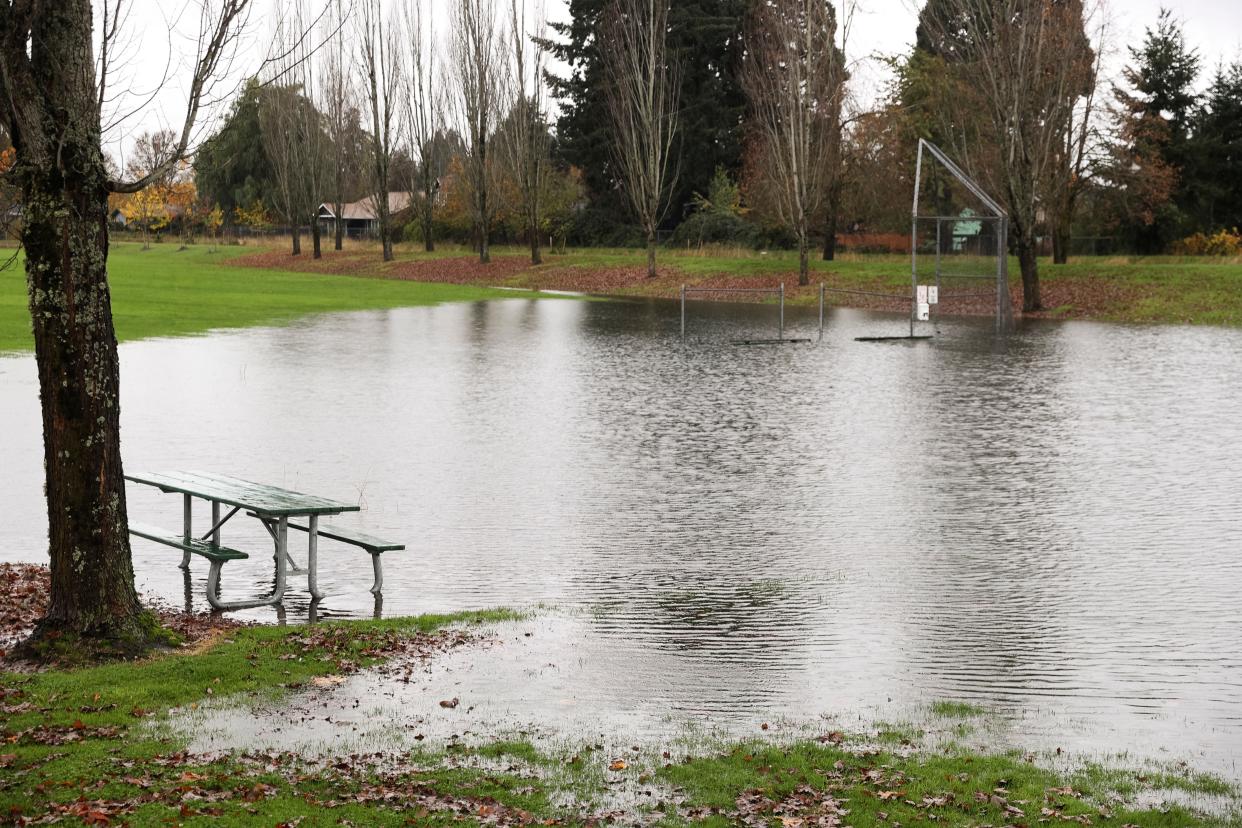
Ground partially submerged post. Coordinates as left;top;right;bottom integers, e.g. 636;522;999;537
779;283;785;341
818;283;825;341
680;284;687;340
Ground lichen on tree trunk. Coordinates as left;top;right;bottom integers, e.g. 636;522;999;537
5;0;153;653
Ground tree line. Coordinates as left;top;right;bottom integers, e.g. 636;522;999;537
186;1;1242;302
194;0;584;266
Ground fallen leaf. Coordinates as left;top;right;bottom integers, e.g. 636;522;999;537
311;675;347;688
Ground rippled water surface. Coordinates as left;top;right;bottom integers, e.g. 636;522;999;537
2;298;1240;776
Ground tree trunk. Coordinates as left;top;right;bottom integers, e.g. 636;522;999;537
478;186;490;265
24;185;147;650
291;225;301;256
1052;219;1070;265
528;221;542;266
334;200;344;251
798;236;810;287
1016;235;1042;312
422;203;435;253
8;0;153;654
312;218;322;259
377;208;394;262
646;232;657;278
822;207;838;262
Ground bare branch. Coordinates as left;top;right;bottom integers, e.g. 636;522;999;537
109;0;253;193
599;0;681;277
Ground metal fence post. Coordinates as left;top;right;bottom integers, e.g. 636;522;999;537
996;216;1011;331
818;283;825;341
680;285;686;340
779;283;785;340
934;218;942;329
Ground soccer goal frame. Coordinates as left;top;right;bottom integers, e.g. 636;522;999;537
911;139;1013;334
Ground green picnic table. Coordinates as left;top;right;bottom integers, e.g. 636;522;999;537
125;471;403;611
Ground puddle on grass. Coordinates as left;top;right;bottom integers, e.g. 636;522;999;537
175;611;1242;807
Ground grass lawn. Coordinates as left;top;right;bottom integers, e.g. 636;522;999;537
0;242;548;354
1;610;1237;826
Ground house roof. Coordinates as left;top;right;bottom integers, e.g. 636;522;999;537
319;192;413;221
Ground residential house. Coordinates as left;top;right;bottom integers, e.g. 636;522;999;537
318;192;413;239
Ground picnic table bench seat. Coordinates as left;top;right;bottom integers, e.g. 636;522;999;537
128;522;249;563
287;521;404;553
247;512;403;594
127;521;260;611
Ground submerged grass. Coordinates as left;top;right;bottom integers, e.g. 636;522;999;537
1;611;1238;826
658;742;1241;827
930;700;990;719
0;243;550;353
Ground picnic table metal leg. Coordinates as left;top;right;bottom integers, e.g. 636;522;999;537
274;516;288;601
180;494;192;570
369;552;383;595
182;566;193;614
211;500;221;547
307;515;324;600
205;561;225;609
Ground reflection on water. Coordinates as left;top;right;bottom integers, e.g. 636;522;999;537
2;298;1240;777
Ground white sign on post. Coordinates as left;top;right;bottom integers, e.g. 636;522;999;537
917;285;939;305
917;302;930;321
917;285;927;304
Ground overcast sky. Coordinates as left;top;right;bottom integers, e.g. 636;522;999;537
103;0;1242;167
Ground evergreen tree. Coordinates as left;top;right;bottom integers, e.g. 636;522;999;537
194;79;274;227
542;0;623;230
666;0;747;224
1109;8;1200;251
543;0;746;242
1187;63;1242;232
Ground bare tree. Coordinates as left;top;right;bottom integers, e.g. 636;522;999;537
126;129;181;188
1049;7;1107;265
742;0;848;286
261;44;307;254
599;0;680;278
261;1;331;258
400;0;444;253
357;0;401;262
502;0;551;265
451;0;508;264
0;0;252;654
919;0;1097;311
322;0;355;251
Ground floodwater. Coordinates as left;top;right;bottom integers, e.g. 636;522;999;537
1;297;1240;779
